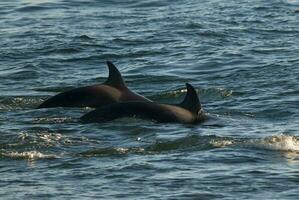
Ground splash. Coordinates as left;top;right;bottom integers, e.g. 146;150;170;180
210;138;234;148
248;134;299;152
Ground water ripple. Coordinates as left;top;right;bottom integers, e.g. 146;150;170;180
1;0;299;199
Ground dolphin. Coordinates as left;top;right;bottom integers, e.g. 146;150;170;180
80;83;207;124
37;61;151;108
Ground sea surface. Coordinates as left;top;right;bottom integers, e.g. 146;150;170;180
1;0;299;199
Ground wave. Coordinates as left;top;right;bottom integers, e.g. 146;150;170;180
129;0;170;8
0;96;41;110
33;117;74;124
2;131;298;160
78;134;299;158
284;0;299;5
78;135;234;157
4;131;73;149
16;1;67;12
78;147;145;157
0;150;58;160
149;134;299;154
245;134;299;152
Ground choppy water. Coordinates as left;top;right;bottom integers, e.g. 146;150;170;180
1;0;299;199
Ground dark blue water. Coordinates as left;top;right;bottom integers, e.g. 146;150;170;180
1;0;299;199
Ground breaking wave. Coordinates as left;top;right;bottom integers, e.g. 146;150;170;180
246;134;299;152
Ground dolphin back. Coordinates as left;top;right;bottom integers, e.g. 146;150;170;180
80;102;178;123
37;61;150;109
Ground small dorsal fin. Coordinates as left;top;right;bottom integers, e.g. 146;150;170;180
105;61;127;88
180;83;201;113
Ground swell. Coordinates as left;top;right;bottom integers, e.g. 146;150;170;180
2;117;297;163
2;125;299;160
75;134;299;158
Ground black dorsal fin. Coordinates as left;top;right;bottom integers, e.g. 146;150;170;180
180;83;201;113
105;61;126;88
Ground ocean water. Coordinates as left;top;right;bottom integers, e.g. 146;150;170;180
1;0;299;199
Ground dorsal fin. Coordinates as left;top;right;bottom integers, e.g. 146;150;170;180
104;61;127;89
180;83;201;113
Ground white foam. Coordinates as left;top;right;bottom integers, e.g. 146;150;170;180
285;0;299;5
1;150;58;160
33;117;72;123
115;147;145;154
210;138;233;148
250;134;299;152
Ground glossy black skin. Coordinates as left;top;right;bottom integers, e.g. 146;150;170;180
80;83;207;124
80;101;206;124
37;84;149;108
37;61;151;108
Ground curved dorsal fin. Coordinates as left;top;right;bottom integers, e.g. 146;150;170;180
180;83;201;113
105;61;127;89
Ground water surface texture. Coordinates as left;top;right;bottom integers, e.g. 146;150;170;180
1;0;299;199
